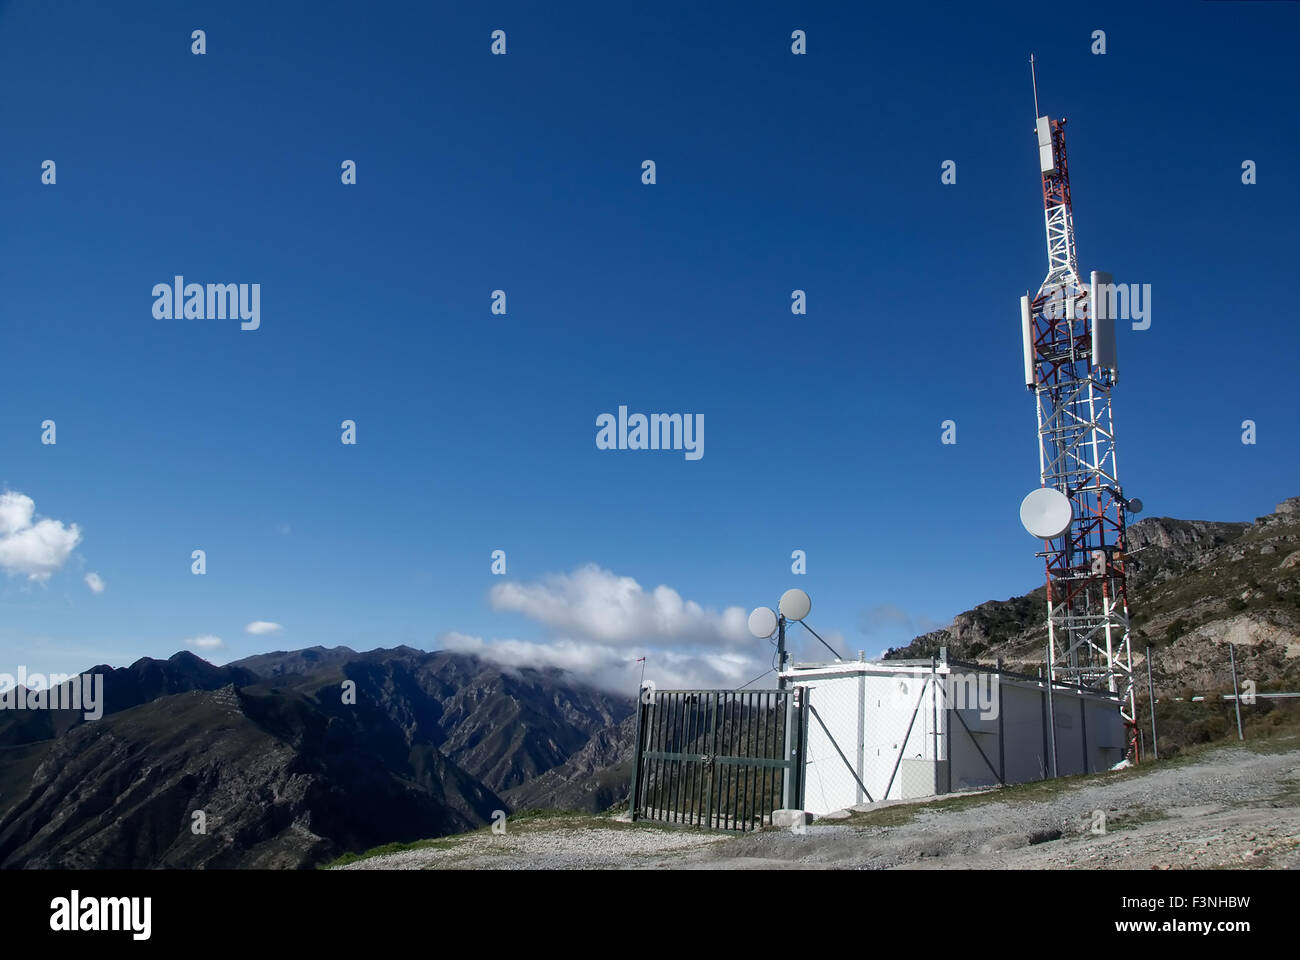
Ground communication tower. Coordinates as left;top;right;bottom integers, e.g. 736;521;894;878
1018;56;1139;766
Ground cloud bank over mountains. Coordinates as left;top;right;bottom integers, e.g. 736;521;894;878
444;564;769;691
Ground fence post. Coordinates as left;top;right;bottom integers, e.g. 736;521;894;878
797;685;809;809
997;658;1005;785
1229;642;1244;741
856;668;866;806
1045;658;1059;778
707;692;721;827
1146;645;1159;760
628;695;646;820
931;655;939;775
782;689;795;809
1080;695;1088;774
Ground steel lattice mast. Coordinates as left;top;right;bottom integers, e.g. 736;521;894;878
1020;67;1138;763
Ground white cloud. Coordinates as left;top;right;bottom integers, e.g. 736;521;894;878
488;563;749;647
184;635;224;650
244;621;283;635
440;631;763;693
84;572;105;594
445;564;781;692
0;492;82;582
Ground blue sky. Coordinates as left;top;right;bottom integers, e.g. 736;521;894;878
1;1;1297;689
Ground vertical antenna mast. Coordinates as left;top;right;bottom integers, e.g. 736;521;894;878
1030;53;1040;118
1018;58;1138;764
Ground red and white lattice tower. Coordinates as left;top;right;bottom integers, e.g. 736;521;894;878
1019;69;1139;763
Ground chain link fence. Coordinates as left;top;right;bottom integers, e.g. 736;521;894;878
1141;642;1300;758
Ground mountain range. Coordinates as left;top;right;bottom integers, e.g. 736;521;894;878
3;495;1296;867
0;647;631;868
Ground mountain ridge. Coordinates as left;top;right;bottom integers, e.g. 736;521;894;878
0;648;631;868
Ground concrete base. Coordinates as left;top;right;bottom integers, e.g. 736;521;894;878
772;809;813;828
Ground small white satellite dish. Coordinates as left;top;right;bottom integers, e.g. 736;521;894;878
779;588;811;622
1020;487;1074;539
1127;498;1143;515
748;606;778;639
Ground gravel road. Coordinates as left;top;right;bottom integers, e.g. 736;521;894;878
337;740;1300;870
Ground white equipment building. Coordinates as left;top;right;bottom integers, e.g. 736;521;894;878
782;649;1127;816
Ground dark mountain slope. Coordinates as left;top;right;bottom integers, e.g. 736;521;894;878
0;681;502;869
231;648;634;794
502;713;639;813
0;646;631;867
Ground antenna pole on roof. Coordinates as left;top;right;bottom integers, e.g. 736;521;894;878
777;615;787;690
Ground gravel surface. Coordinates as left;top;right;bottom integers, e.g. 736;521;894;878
687;742;1300;870
337;740;1300;870
337;816;730;870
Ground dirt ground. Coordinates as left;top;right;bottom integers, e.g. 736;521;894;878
336;739;1300;870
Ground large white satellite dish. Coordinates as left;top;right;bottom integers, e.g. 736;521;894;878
748;606;778;639
778;588;811;622
1020;487;1074;539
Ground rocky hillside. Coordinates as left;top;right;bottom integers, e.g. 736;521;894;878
502;713;639;813
229;646;634;794
0;648;633;868
884;496;1300;725
0;683;499;868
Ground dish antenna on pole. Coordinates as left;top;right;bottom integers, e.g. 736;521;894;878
1020;487;1074;539
748;606;778;640
750;588;842;693
779;588;811;622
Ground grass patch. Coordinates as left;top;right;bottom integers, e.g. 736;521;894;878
1241;732;1300;756
838;775;1103;829
504;807;568;823
321;836;460;869
1105;805;1170;832
840;803;922;828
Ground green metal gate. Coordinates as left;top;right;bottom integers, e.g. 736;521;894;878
628;688;804;831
